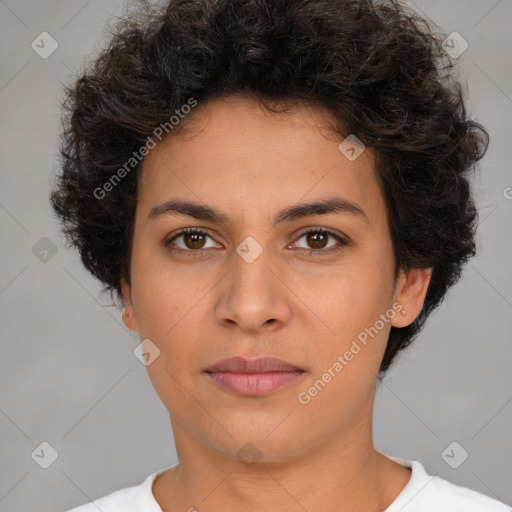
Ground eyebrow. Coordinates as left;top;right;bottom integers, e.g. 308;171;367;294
147;196;369;226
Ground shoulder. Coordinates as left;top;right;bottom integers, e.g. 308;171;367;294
64;468;167;512
386;456;511;512
425;474;511;512
65;485;143;512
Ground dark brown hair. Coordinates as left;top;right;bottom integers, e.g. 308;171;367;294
50;0;489;373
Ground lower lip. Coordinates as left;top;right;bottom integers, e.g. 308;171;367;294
206;371;304;396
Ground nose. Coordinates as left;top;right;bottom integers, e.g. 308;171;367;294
214;244;292;333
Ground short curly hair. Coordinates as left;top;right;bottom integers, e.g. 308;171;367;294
50;0;489;374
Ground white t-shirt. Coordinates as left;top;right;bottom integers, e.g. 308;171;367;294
66;455;511;512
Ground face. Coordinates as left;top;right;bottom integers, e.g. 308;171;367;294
122;95;431;464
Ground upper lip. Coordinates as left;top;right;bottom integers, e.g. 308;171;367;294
204;356;304;373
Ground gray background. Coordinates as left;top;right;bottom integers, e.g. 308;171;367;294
0;1;511;511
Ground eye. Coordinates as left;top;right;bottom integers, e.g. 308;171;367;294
165;228;219;253
164;227;347;256
292;228;347;254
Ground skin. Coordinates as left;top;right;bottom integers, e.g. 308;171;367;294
121;95;432;512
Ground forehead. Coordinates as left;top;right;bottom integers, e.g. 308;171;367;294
137;96;385;227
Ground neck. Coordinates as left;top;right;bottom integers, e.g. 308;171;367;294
153;400;411;512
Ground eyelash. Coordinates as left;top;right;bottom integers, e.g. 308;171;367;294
164;227;347;257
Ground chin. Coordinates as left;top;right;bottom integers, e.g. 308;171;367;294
205;424;313;465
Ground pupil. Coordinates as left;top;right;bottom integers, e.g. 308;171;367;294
308;232;326;249
187;233;204;249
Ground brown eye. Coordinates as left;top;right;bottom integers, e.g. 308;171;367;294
165;228;218;252
182;231;207;249
293;228;347;254
305;231;329;249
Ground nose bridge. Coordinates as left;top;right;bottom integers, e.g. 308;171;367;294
234;238;271;290
215;236;291;331
231;237;275;304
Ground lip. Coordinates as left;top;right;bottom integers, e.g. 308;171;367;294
205;356;303;373
204;357;305;397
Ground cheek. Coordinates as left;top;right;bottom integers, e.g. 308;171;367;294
130;250;219;373
132;270;206;405
134;278;203;353
293;258;391;334
292;272;391;412
289;253;394;386
130;239;203;332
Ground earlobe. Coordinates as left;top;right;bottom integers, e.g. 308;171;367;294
121;279;139;332
391;268;432;328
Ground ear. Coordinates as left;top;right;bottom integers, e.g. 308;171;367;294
391;268;432;328
121;278;139;332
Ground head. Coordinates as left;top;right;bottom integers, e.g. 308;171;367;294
50;0;488;462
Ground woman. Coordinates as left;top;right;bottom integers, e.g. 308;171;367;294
50;0;510;510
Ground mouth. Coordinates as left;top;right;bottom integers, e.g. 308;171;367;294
204;356;305;397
